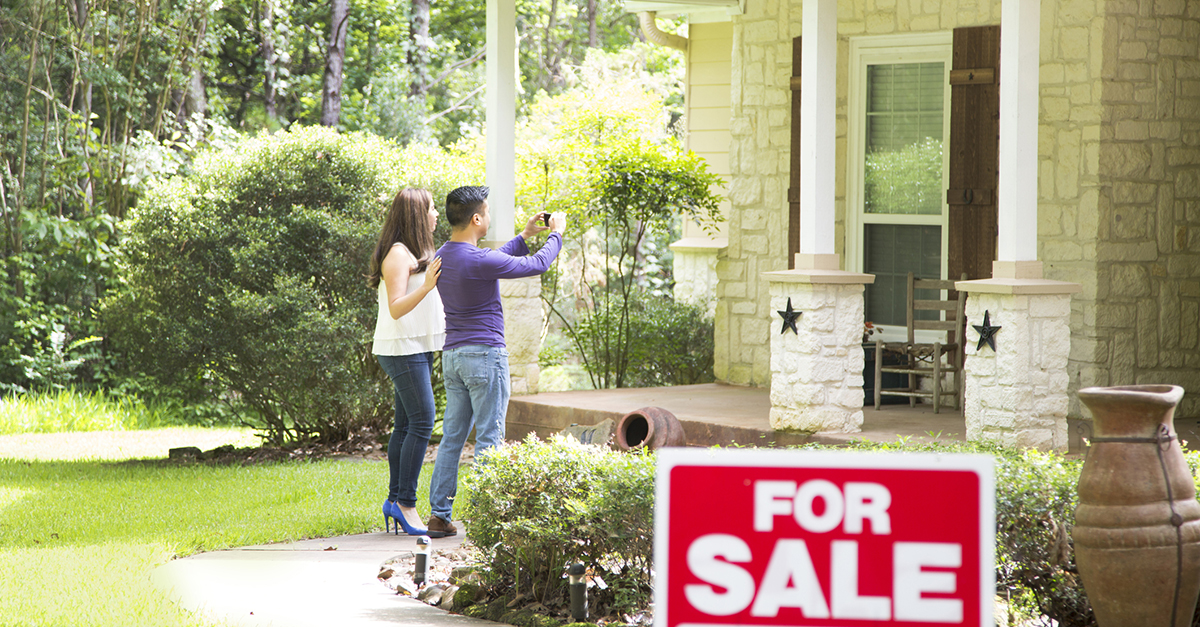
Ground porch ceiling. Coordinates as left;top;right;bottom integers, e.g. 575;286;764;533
625;0;741;15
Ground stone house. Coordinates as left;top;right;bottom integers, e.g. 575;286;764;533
627;0;1200;447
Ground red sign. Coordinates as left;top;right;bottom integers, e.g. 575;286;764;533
655;449;994;627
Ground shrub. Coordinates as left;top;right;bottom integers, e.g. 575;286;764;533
463;435;655;619
578;293;714;388
103;126;482;443
462;436;1200;627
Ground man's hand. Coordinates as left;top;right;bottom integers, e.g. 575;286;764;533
548;211;566;234
520;212;551;239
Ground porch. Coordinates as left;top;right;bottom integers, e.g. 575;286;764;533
506;384;1200;454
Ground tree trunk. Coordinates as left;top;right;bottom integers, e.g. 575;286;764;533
261;0;277;121
587;0;597;47
408;0;430;97
541;0;558;90
320;0;349;127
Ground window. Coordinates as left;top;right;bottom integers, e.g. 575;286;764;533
847;34;952;338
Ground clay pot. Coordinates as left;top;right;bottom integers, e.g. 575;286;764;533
1073;385;1200;627
615;407;685;450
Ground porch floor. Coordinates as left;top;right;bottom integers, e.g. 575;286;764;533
509;383;1200;453
506;382;969;449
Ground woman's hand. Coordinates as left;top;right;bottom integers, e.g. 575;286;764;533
423;256;442;292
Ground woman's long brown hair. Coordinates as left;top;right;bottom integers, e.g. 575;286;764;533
368;188;435;289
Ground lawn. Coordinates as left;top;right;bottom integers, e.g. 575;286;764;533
0;391;433;626
0;454;432;626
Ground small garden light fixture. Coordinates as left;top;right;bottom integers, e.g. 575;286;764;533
414;535;431;587
568;562;588;621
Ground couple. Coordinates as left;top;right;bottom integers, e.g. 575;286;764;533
368;185;566;538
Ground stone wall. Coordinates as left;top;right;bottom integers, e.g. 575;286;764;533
716;0;1200;419
671;241;722;317
1036;0;1105;419
1089;0;1200;419
500;276;543;395
716;0;1001;386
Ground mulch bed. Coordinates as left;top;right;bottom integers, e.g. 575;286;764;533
144;428;475;466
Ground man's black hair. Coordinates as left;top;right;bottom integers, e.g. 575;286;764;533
445;185;490;228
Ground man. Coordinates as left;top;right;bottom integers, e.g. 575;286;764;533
426;185;566;536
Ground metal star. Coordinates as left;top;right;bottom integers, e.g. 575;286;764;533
973;310;1001;352
777;297;802;335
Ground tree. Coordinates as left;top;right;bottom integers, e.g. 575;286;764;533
511;46;714;389
261;0;278;122
0;0;214;391
320;0;350;127
409;0;430;97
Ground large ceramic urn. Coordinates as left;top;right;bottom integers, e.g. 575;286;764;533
1073;385;1200;627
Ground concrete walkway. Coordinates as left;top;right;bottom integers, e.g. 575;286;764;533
152;528;499;627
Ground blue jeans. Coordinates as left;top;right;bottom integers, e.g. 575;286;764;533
377;352;437;508
428;345;510;522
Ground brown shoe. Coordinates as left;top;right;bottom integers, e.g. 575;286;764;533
427;516;457;538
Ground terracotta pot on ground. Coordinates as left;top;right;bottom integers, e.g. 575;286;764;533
1073;384;1200;627
615;407;685;450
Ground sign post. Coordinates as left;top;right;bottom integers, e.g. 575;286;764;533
655;448;994;627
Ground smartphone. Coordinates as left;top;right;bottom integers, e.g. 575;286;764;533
541;212;550;227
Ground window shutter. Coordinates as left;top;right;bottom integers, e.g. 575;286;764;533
947;25;1000;281
788;36;801;269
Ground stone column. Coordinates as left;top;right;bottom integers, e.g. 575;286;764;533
762;255;874;433
501;276;543;395
957;261;1080;451
669;236;726;318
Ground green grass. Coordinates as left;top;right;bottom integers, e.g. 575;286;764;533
0;389;178;434
0;455;437;626
0;388;452;625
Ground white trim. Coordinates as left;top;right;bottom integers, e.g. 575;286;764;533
486;0;517;242
846;33;952;343
846;32;952;276
997;0;1040;261
798;0;838;256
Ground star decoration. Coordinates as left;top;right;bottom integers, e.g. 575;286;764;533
973;310;1001;352
777;297;802;335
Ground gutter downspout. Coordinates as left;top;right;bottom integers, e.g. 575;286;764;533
638;11;687;51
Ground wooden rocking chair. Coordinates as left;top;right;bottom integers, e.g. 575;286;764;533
873;272;967;413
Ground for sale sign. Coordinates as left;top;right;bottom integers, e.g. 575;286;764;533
654;448;994;627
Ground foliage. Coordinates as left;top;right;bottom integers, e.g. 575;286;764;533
0;387;199;434
622;295;715;387
463;434;655;618
1;0;237;393
203;0;652;145
863;137;943;215
102;126;481;443
0;453;433;625
991;448;1093;625
508;47;713;390
548;139;721;389
573;292;714;388
819;439;1200;627
515;45;684;226
462;435;1200;627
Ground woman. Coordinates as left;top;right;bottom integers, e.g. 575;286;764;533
369;187;444;536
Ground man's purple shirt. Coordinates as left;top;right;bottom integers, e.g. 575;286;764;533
435;232;563;350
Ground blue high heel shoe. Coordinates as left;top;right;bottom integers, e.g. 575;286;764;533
383;500;428;536
382;500;399;535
